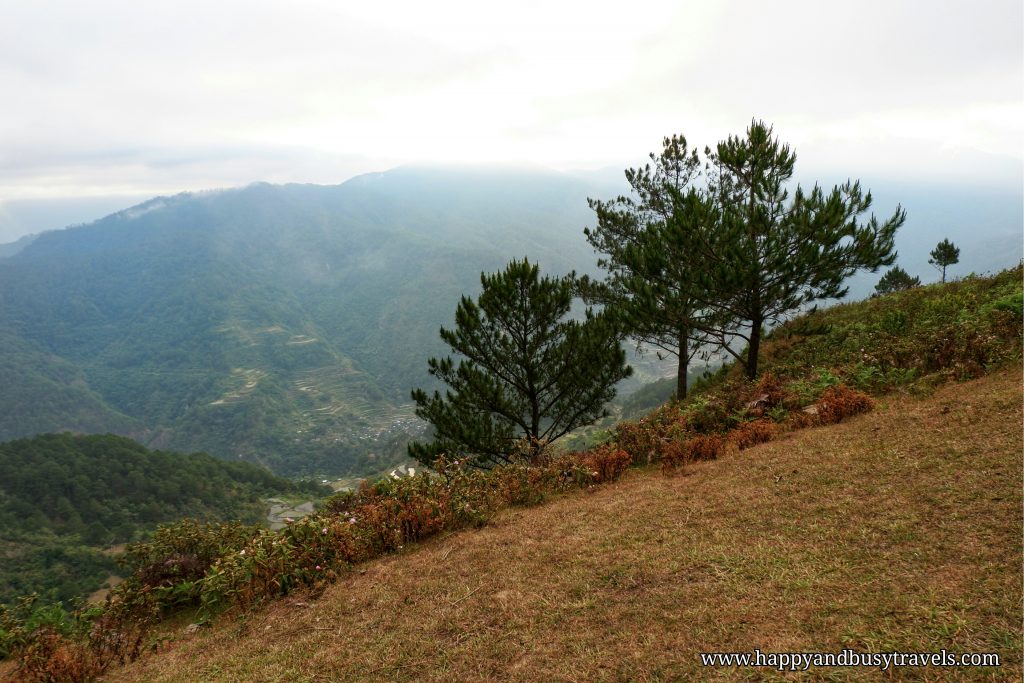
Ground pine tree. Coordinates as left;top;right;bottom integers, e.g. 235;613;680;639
928;238;960;283
409;259;631;468
874;266;921;295
692;120;906;378
582;135;716;399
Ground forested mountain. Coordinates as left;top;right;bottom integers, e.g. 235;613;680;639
0;167;622;476
0;432;323;605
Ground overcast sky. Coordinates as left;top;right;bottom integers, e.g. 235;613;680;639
1;0;1021;202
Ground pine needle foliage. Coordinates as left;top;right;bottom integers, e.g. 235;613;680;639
582;135;717;399
409;259;631;468
874;266;921;295
692;120;907;378
928;238;960;282
589;120;907;382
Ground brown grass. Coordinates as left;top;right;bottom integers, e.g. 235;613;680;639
102;369;1023;682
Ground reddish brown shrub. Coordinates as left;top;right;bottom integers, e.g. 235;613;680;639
660;434;724;474
744;372;790;415
689;434;724;460
12;631;102;683
660;440;691;474
785;408;818;430
9;614;147;683
730;419;779;450
578;445;633;483
815;385;874;424
494;464;551;506
614;419;662;464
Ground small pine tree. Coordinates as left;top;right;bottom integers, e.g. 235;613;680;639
409;259;632;468
929;238;960;282
874;266;921;296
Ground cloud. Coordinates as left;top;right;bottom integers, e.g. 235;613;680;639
1;0;1020;199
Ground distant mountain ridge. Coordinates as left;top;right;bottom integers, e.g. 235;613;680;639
0;166;1019;476
0;167;624;476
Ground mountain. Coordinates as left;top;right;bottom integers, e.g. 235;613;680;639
0;167;629;476
0;195;151;245
0;167;1018;477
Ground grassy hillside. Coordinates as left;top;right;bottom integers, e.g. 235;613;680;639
2;269;1019;681
105;368;1022;682
0;434;326;607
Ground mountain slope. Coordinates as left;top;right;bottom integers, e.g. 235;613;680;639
105;368;1023;682
0;167;620;476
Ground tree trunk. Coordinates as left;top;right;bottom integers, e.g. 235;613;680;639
746;317;762;380
529;393;541;460
676;328;689;400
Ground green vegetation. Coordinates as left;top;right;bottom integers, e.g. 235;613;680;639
0;433;325;607
760;264;1021;390
409;259;631;467
874;265;921;295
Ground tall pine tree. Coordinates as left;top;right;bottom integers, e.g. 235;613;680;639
409;259;631;468
583;135;716;399
690;120;906;378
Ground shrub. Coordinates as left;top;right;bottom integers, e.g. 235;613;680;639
661;434;724;474
614;408;682;465
731;420;779;450
745;372;789;414
814;386;874;425
0;597;146;683
494;463;550;506
577;445;633;484
683;395;734;434
118;519;259;613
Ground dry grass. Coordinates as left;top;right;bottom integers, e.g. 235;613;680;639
104;369;1023;682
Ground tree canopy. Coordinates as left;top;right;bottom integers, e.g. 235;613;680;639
409;259;631;468
875;266;921;295
583;135;718;398
929;238;960;282
587;120;906;381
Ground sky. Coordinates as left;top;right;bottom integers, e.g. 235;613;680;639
1;0;1021;208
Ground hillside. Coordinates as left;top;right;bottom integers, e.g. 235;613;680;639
1;267;1019;681
105;368;1023;682
0;434;325;606
0;167;639;477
